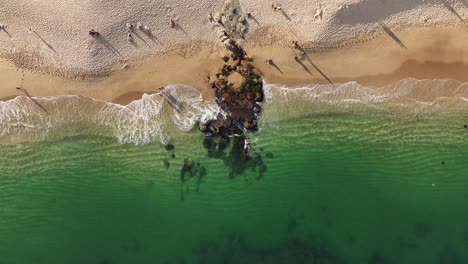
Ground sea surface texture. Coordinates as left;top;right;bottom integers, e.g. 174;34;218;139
0;79;467;264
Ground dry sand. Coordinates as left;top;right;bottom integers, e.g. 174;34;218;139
0;0;467;104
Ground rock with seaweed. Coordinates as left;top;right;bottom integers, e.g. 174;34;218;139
179;158;208;197
199;0;271;178
199;48;266;177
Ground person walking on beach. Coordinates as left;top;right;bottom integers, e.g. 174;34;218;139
126;23;133;31
89;29;99;36
137;22;143;30
272;4;282;12
0;23;5;30
292;40;300;49
143;25;151;34
170;19;176;28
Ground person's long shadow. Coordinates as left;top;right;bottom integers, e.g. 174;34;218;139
15;87;49;114
96;35;124;58
146;31;162;44
269;61;284;74
280;10;292;21
132;31;149;47
303;54;333;85
441;0;464;21
33;31;57;53
292;43;332;83
294;58;313;75
378;21;407;49
176;23;188;36
248;15;261;26
1;28;11;37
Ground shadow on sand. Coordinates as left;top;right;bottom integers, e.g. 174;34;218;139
280;9;292;21
96;35;124;58
15;87;49;114
295;57;313;75
1;28;12;37
269;60;284;74
378;21;407;49
441;0;464;21
33;31;57;53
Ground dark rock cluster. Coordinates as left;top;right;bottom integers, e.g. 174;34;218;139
180;157;206;194
199;48;267;177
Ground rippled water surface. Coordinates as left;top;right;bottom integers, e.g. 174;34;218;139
0;80;467;264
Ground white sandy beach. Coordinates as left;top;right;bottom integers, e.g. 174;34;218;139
0;0;467;104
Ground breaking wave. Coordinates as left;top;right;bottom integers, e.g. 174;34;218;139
261;78;468;123
0;85;223;145
0;78;466;145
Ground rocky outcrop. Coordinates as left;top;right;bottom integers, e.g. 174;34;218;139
198;0;269;178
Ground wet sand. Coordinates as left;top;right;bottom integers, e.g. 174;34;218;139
1;25;467;105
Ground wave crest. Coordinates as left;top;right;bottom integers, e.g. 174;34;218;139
261;78;468;122
1;78;466;145
0;85;223;145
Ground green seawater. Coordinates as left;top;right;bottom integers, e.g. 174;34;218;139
0;113;467;264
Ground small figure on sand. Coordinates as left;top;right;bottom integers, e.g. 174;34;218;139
272;3;282;12
126;23;133;31
292;40;300;49
28;27;33;34
246;12;252;19
314;8;323;20
89;29;99;36
127;33;133;42
137;22;143;30
266;59;273;65
169;19;176;28
0;23;5;30
143;25;151;34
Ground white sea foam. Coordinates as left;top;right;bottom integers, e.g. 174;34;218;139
261;78;468;123
0;85;225;145
0;79;466;145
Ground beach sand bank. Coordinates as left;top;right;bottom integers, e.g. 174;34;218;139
0;0;467;104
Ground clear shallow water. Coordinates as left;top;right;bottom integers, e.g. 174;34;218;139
0;112;467;264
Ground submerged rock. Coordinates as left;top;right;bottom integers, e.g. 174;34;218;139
165;143;175;151
180;158;195;182
192;235;341;264
163;159;170;169
265;152;274;159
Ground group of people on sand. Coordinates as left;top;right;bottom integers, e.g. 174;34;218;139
272;3;282;11
4;2;291;51
125;22;152;42
266;40;305;65
89;19;178;42
0;23;35;35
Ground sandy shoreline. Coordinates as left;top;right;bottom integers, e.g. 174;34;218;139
1;0;467;104
1;22;467;105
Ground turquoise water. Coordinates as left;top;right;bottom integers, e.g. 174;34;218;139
0;110;467;264
0;79;467;263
